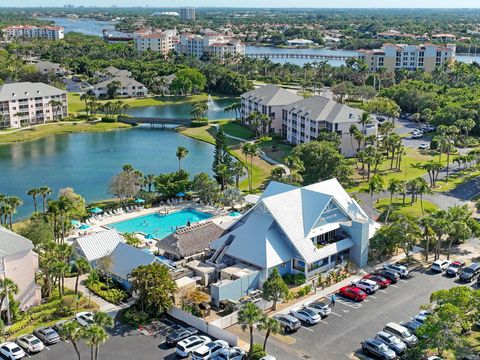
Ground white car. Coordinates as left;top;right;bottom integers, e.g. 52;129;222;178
302;301;331;318
352;279;380;295
431;259;450;273
419;143;430;150
217;346;246;360
383;264;409;278
15;334;44;354
290;307;321;325
75;311;95;327
192;339;228;360
0;342;26;359
176;335;211;358
260;356;277;360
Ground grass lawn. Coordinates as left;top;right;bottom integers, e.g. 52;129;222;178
221;122;255;140
374;197;439;218
0;121;132;144
434;166;480;192
258;140;293;164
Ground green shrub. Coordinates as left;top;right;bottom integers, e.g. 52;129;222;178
30;308;57;321
121;307;149;326
7;317;31;335
87;281;128;304
191;119;209;127
430;137;439;150
27;299;62;315
250;343;267;360
282;273;306;286
101;117;117;123
296;285;312;298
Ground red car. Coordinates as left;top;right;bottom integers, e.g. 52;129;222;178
338;286;367;302
363;273;391;289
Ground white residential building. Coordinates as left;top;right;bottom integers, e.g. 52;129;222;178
134;30;178;55
176;33;245;59
92;76;148;99
2;25;64;40
0;82;68;129
180;7;196;21
33;61;66;76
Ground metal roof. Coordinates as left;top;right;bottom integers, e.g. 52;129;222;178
0;82;65;102
74;229;123;262
242;85;302;106
109;242;158;280
0;226;34;257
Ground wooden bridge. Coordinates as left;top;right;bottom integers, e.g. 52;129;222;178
118;116;191;127
245;53;356;60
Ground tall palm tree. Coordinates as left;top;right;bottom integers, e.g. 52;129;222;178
415;177;432;214
238;302;263;358
83;324;109;360
232;162;246;189
74;258;91;295
241;143;253;191
0;204;11;226
39;186;53;214
176;146;189;171
59;321;83;360
4;196;22;229
27;188;40;213
144;174;155;192
257;316;282;352
385;178;401;223
0;278;18;324
93;312;114;328
358;112;372;134
361;174;384;207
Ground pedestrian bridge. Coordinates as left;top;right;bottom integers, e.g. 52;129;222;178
118;116;191;126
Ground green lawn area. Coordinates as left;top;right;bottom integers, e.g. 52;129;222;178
0;121;132;144
434;165;480;192
258;140;293;164
374;197;439;218
221;122;255;140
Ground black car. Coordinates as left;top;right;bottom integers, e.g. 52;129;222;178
459;263;480;282
165;327;198;346
400;320;423;335
376;269;400;284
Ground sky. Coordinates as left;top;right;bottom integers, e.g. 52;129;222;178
4;0;480;8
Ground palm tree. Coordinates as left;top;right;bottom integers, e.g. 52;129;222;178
93;312;114;328
385;178;401;223
74;258;91;295
362;174;384;207
420;215;435;261
0;204;11;226
415;177;432;214
39;186;53;214
257;316;282;352
144;174;155;192
83;324;109;360
358;112;372;134
49;99;64;121
238;302;263;358
232;162;246;189
241;143;253;191
4;196;22;229
59;321;83;360
176;146;189;171
0;278;18;324
27;188;40;212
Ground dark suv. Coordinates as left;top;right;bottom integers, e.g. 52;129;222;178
459;263;480;282
165;327;198;346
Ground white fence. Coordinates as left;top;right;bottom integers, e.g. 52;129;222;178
209;311;239;329
168;307;238;346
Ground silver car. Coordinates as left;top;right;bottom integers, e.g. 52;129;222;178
33;327;60;345
376;331;406;354
16;334;44;354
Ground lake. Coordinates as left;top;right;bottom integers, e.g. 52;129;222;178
0;127;215;220
38;17;117;37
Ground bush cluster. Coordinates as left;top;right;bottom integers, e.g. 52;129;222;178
87;281;128;304
121;307;149;326
190;119;209;127
282;273;306;286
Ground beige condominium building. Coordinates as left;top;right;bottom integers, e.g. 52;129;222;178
0;82;68;129
133;29;178;55
2;25;64;40
358;43;456;73
176;33;245;59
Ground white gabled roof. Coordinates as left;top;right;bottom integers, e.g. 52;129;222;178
74;229;123;262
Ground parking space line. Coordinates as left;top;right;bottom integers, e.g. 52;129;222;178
379;289;388;294
330;312;342;317
369;295;377;299
24;353;31;358
319;320;328;325
390;284;399;288
400;279;408;283
335;298;362;309
301;326;314;332
45;346;51;351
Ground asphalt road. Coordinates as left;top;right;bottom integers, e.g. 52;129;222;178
232;265;479;360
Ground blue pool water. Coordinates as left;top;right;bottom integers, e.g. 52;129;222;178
108;208;212;240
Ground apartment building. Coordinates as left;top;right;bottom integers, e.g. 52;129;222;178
33;61;66;76
176;33;245;58
2;25;64;40
92;76;148;99
358;43;456;73
0;82;68;129
0;227;41;311
431;33;456;43
134;30;178;55
180;7;196;21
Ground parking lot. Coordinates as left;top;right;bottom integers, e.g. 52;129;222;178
231;264;479;360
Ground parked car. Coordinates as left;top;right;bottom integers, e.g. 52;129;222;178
375;269;400;284
383;322;418;347
75;312;94;327
419;143;430;150
166;327;199;346
446;261;465;276
15;335;44;354
272;313;301;332
290;308;321;325
0;342;26;359
427;356;443;360
363;274;391;288
431;259;451;273
459;263;480;282
361;339;397;360
375;331;407;355
461;355;480;360
377;116;386;122
338;286;367;302
352;278;380;295
383;264;409;278
52;320;71;333
192;340;228;360
176;335;211;358
302;301;331;318
400;320;423;335
33;327;60;345
413;310;432;324
259;356;276;360
217;346;246;360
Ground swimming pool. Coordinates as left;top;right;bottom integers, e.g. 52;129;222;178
107;208;212;240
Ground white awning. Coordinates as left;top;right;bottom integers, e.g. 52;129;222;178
308;222;341;238
312;238;354;261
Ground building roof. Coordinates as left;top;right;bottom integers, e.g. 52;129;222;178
0;226;34;257
284;96;363;124
34;61;64;72
158;221;225;259
109;242;158;280
94;76;145;89
103;66;132;78
74;229;123;262
211;179;377;266
0;82;65;102
242;85;302;107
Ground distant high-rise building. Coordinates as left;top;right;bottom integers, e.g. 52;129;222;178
180;7;196;22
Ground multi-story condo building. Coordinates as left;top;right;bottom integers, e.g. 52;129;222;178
431;33;456;43
92;76;148;99
241;85;302;135
180;7;196;21
176;33;245;59
358;43;456;73
0;82;68;129
2;25;64;40
134;30;178;55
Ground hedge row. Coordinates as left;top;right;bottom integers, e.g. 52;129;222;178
87;282;128;304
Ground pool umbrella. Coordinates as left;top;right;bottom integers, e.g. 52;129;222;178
89;207;103;214
134;198;146;203
229;211;241;217
176;192;185;197
79;224;90;230
145;234;155;239
71;219;80;226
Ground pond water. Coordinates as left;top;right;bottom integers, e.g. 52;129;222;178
38;17;117;37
